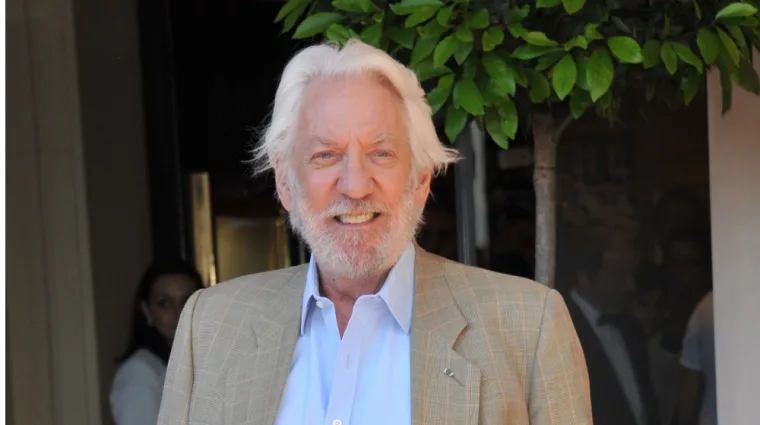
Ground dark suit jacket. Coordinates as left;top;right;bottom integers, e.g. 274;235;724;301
566;296;659;425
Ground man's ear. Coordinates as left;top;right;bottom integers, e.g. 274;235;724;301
414;170;432;208
275;166;293;212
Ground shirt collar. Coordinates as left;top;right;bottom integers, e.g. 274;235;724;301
571;288;602;327
300;243;416;335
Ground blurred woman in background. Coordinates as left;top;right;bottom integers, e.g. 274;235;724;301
110;260;204;425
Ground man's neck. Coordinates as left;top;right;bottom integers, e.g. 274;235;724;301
318;268;391;305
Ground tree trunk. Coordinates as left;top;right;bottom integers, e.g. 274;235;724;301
532;113;571;288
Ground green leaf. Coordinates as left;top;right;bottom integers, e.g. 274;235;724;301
294;13;343;39
508;23;528;38
484;78;509;101
445;104;468;142
527;71;551;103
576;55;590;90
607;36;642;64
466;8;490;29
498;98;518;140
536;50;565;71
325;24;354;44
406;6;439;27
643;39;662;68
509;5;530;22
737;59;760;94
372;10;385;23
439;74;454;89
727;24;747;50
661;42;679;75
436;6;454;26
562;0;586;14
456;26;474;42
454;39;474;64
427;84;452;114
697;28;721;64
282;3;308;33
672;43;704;73
275;0;307;23
565;35;588;50
461;57;478;80
552;54;577;100
390;0;442;15
434;35;458;67
412;59;452;81
332;0;371;13
512;45;555;60
537;0;562;8
388;27;416;49
523;31;559;47
587;48;614;101
570;89;592;119
717;28;741;66
482;27;505;51
410;35;441;66
715;3;758;21
482;53;516;95
693;0;702;20
455;79;485;116
417;20;448;38
681;73;702;105
359;23;383;47
485;109;509;149
584;23;604;41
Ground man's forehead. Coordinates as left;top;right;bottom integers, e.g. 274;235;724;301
308;131;395;146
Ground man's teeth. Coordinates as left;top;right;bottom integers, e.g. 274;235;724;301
337;213;375;224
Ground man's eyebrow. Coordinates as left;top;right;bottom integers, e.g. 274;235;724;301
312;135;337;147
371;133;393;144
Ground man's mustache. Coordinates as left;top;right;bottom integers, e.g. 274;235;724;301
322;199;391;218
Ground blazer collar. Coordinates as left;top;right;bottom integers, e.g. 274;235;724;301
254;248;481;425
410;249;481;425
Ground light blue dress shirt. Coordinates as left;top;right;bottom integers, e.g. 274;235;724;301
275;244;416;425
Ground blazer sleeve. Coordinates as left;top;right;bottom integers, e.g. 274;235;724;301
158;289;204;425
528;289;593;425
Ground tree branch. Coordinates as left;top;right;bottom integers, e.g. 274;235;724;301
554;114;573;140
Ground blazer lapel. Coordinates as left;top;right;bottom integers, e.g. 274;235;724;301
226;266;306;425
411;250;481;425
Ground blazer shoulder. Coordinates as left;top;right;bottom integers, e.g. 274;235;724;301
420;252;557;330
431;253;552;305
192;264;308;312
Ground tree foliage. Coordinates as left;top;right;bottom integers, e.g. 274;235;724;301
276;0;760;146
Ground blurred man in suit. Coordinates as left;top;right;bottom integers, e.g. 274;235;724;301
566;241;659;425
158;39;592;425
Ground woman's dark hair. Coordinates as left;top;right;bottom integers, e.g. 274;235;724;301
117;260;204;364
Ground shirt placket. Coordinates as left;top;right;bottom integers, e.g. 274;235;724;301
323;298;369;425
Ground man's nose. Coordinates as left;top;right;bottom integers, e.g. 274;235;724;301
336;151;373;199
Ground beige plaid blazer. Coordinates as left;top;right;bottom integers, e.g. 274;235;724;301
158;249;591;425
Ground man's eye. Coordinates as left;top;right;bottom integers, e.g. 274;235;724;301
313;152;336;160
373;150;392;158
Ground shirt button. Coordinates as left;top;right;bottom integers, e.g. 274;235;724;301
332;420;342;425
316;300;325;308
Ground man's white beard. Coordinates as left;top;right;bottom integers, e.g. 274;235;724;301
288;182;423;279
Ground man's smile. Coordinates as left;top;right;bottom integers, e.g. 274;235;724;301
334;213;380;225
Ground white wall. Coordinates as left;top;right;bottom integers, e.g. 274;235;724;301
707;52;760;425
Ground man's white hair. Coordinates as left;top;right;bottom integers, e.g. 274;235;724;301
252;38;459;177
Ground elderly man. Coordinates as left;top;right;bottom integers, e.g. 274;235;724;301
158;39;591;425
